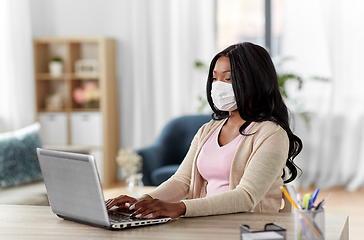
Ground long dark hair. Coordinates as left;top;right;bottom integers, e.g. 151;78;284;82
206;42;303;183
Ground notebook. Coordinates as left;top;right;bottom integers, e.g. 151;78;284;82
36;148;171;230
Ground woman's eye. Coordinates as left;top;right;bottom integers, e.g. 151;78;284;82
225;78;231;81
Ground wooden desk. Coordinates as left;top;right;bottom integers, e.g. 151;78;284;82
0;205;348;240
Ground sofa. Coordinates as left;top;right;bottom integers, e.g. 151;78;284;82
0;122;49;206
136;114;211;186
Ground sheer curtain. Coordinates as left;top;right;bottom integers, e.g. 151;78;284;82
127;0;216;148
282;0;364;190
0;0;35;132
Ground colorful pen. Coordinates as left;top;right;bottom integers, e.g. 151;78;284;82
315;193;331;210
311;188;320;206
296;193;303;209
303;193;310;209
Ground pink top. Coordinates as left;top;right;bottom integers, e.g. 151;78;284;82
197;119;255;197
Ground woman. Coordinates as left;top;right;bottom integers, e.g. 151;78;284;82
106;42;303;219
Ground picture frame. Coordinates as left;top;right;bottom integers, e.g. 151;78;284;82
75;59;99;77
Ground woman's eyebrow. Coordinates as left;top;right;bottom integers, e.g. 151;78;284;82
213;70;231;73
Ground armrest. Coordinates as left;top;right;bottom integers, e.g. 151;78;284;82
151;164;180;186
136;144;167;186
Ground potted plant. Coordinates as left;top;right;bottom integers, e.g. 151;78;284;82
49;56;63;77
274;57;329;129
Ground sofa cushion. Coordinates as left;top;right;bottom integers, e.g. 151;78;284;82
151;164;179;186
0;123;43;188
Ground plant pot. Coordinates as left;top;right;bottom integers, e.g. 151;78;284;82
83;100;99;109
49;61;63;77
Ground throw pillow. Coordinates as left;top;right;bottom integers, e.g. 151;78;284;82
0;122;43;188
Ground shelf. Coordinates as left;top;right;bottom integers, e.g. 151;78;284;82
35;80;67;110
36;73;100;80
36;73;67;80
70;74;99;79
71;108;100;112
37;108;100;113
37;109;67;113
34;37;119;188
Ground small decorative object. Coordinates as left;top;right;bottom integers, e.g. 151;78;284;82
49;56;63;77
116;148;143;196
126;173;144;196
75;59;99;77
45;92;64;110
73;81;100;108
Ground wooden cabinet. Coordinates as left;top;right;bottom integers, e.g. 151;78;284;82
33;37;119;187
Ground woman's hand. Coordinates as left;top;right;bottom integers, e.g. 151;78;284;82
105;194;153;211
105;195;138;211
128;199;186;219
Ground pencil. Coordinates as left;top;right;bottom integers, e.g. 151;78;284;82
281;186;299;209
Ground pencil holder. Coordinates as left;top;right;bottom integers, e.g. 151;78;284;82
295;209;325;240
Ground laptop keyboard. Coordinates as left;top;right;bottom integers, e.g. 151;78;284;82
108;211;138;223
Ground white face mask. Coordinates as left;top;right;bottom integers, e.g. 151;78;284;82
211;81;237;112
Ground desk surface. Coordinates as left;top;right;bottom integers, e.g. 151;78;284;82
0;205;348;240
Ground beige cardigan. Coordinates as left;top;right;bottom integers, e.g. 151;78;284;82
147;119;289;217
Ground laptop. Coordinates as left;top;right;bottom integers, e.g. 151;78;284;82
36;148;171;230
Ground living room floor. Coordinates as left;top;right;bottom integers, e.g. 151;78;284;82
297;186;364;240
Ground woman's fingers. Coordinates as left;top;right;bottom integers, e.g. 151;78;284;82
105;195;137;210
129;199;186;219
105;199;114;206
106;196;186;219
130;200;159;218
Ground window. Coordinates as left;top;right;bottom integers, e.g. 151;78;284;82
216;0;284;58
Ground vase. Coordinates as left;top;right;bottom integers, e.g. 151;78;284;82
126;173;144;197
49;61;63;77
117;167;127;182
83;100;99;109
